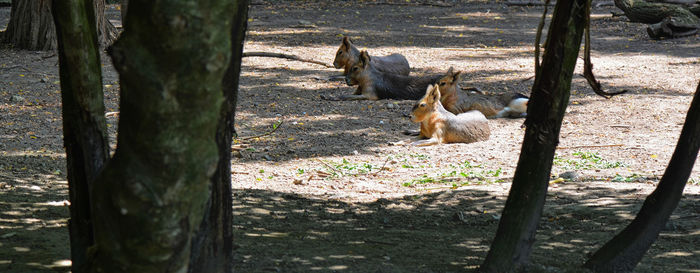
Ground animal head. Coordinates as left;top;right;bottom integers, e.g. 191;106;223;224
333;36;355;69
411;84;442;123
345;50;371;86
435;67;461;98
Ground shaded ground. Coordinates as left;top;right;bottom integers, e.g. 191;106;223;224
0;0;699;272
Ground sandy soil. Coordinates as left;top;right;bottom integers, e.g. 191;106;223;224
0;1;699;272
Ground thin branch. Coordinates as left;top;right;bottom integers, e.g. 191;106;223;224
583;0;627;99
557;144;623;149
371;156;392;176
507;0;556;6
236;120;283;140
243;52;333;68
316;158;343;176
534;0;551;79
367;1;453;7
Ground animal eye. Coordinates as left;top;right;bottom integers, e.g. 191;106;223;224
352;67;359;72
420;103;426;107
337;51;342;55
439;82;446;86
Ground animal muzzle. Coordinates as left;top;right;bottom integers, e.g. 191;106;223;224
345;77;353;86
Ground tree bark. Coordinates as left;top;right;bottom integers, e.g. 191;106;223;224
3;0;117;50
87;0;234;272
479;0;588;271
614;0;700;38
52;0;110;272
4;0;55;50
584;81;700;272
187;1;249;272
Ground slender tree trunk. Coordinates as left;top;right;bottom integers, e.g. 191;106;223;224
3;0;117;50
187;1;249;272
87;0;234;272
479;0;588;271
584;81;700;272
52;0;109;272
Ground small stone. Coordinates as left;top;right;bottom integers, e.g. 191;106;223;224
559;171;578;181
10;95;24;103
386;103;396;109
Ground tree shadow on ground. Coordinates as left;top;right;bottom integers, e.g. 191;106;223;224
245;0;698;58
232;184;699;272
0;154;70;273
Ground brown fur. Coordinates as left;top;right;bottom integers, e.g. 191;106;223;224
338;51;442;101
333;36;410;77
408;84;490;146
437;67;528;118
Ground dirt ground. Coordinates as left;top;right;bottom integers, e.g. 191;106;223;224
1;1;699;272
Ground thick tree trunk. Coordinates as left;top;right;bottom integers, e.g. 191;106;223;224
3;0;117;50
52;0;110;272
584;81;700;272
614;0;700;38
4;0;55;50
87;0;234;272
479;0;588;271
187;1;249;272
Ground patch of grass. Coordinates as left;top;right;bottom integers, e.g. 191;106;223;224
553;151;625;170
611;173;644;182
403;160;505;187
319;158;375;178
296;168;305;175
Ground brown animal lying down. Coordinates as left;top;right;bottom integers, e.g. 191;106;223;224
436;67;528;119
325;50;442;101
333;36;410;77
393;84;490;146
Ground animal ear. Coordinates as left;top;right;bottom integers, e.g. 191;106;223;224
425;84;434;95
430;85;441;102
343;36;351;47
447;67;454;75
360;51;371;68
452;71;462;81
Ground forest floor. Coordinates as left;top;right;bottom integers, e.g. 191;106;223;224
1;1;699;272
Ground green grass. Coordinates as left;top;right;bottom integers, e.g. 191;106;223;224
553;151;625;170
611;173;644;182
403;160;505;187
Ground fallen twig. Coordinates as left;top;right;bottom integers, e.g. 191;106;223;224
557;144;624;149
316;158;343;176
105;111;119;117
371;156;392;176
243;52;333;68
520;75;535;82
236;120;283;140
506;0;555;6
367;1;453;7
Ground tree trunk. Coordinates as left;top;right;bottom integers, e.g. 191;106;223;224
3;0;55;50
614;0;700;38
52;0;110;272
87;0;234;272
3;0;117;50
479;0;588;271
187;1;249;272
584;81;700;272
